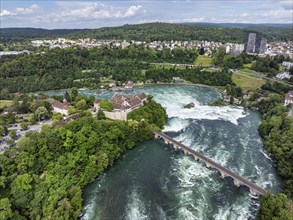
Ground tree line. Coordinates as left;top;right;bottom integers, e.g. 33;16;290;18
0;46;198;93
250;92;293;219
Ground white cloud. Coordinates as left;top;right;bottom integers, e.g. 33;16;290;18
0;1;292;29
53;3;142;20
1;2;143;26
0;4;39;17
124;5;142;17
279;0;293;10
0;10;14;17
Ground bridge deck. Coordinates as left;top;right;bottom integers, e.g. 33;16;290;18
154;131;268;196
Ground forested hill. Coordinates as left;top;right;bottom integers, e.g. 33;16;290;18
1;28;87;38
0;28;87;43
69;22;293;42
68;22;248;42
1;22;292;43
183;22;293;42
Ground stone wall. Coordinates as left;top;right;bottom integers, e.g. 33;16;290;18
104;111;127;121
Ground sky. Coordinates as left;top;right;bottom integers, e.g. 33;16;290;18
0;0;292;29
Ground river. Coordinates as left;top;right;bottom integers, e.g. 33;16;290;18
49;85;283;219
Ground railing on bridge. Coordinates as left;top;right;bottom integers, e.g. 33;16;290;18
153;131;268;197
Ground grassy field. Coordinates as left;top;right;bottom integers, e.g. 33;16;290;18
194;55;213;67
0;100;14;108
232;71;265;92
243;63;252;68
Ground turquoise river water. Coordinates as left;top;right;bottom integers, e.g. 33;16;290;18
49;85;282;220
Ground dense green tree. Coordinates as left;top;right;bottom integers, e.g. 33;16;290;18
128;97;167;129
20;122;28;131
9;130;17;140
75;99;88;110
34;106;50;121
11;173;34;210
251;56;280;75
212;47;226;66
70;87;79;101
64;91;71;102
0;99;166;219
0;113;16;125
199;47;205;55
257;194;293;220
99;100;113;111
0;198;13;220
226;84;243;97
97;109;105;120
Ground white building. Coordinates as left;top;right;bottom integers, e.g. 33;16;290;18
48;98;69;115
276;72;291;80
121;40;130;49
284;91;293;106
282;61;293;69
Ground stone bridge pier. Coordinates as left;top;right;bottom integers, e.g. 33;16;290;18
205;161;213;169
250;188;259;196
233;179;242;187
193;155;200;161
219;170;227;179
152;131;268;197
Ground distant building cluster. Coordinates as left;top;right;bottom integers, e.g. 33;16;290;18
267;41;293;59
31;38;226;53
0;50;31;56
1;36;291;59
244;33;267;54
29;37;293;59
30;38;246;57
225;43;245;56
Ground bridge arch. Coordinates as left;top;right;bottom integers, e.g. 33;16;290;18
153;131;268;197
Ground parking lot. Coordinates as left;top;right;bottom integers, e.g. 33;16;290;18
0;120;52;154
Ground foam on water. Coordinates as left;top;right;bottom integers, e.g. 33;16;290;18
176;157;213;187
81;174;106;220
154;90;247;125
80;85;282;219
213;146;231;166
172;155;217;220
125;189;148;220
163;118;190;132
157;206;167;220
168;111;263;220
259;150;273;161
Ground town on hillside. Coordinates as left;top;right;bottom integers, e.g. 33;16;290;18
1;36;293;59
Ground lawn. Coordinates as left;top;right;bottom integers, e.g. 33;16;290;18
243;63;252;68
232;71;265;92
0;100;14;108
194;55;213;67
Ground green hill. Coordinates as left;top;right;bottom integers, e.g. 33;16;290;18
69;22;248;43
1;22;292;43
